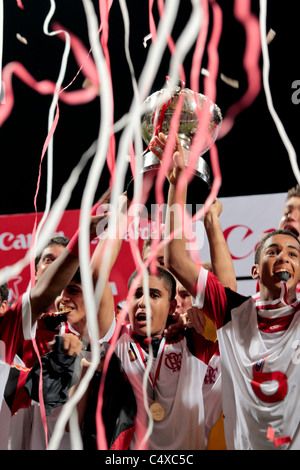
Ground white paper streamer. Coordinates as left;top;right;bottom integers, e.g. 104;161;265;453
0;140;97;287
48;0;112;450
259;0;300;184
0;0;3;99
33;0;71;255
0;0;211;451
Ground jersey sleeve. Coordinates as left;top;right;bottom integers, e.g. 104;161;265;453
100;316;117;344
0;291;37;365
191;267;228;330
185;328;219;365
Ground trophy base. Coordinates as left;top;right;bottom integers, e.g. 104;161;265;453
141;150;211;186
126;156;211;219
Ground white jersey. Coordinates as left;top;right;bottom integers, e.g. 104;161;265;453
193;267;300;450
202;353;222;442
0;291;36;450
102;318;216;450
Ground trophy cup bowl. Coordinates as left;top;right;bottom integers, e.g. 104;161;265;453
141;85;222;183
126;84;222;216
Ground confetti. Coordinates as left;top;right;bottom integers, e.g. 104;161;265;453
16;33;27;45
266;426;275;441
267;426;292;448
16;0;24;9
143;33;152;48
201;67;210;77
82;77;100;94
266;28;276;44
220;72;239;89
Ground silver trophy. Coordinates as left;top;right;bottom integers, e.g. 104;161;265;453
126;83;222;211
141;83;222;187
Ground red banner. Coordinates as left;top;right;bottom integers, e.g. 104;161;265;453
0;210;142;309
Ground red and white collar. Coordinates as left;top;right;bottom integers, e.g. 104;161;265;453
253;281;299;310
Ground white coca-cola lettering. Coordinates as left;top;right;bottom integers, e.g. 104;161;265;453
223;225;253;260
0;232;32;251
223;225;276;261
0;230;66;252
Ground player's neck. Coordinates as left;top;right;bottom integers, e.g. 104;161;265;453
260;285;297;307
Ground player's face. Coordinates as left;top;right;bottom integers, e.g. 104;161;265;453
252;234;300;298
55;281;86;336
279;197;300;239
175;281;192;316
129;275;175;337
36;244;65;280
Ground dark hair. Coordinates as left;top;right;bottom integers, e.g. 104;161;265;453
35;235;70;270
128;266;176;301
71;267;81;285
254;229;300;264
0;283;8;306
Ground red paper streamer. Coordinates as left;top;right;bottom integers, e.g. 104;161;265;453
267;426;292;448
219;0;261;138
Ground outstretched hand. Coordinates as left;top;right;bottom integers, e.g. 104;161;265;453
48;333;83;356
204;197;223;219
90;189;129;239
163;312;185;340
185;306;206;334
149;132;185;185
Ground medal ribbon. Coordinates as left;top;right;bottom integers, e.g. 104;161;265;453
135;339;166;390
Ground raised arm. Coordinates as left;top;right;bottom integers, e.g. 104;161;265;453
90;193;129;339
150;132;236;295
204;198;237;291
150;133;200;295
30;215;105;326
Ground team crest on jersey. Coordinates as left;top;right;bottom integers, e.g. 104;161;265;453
204;365;218;384
165;352;182;372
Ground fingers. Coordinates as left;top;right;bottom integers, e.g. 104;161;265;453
204;198;223;218
149;133;166;161
81;357;91;368
180;312;191;328
61;333;83;356
186;306;206;335
163;312;184;338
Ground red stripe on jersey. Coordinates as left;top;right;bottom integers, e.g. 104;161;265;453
0;296;25;364
188;329;219;365
5;364;32;415
257;313;295;333
273;436;292;447
203;271;229;329
110;426;135;450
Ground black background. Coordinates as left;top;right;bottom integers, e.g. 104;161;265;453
1;0;299;216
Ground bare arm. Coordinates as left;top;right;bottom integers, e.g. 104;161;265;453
30;245;79;326
30;215;105;326
150;133;200;295
204;198;237;291
164;181;201;295
150;132;236;295
90;193;129;339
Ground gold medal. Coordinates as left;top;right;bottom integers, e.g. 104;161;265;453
149;401;166;421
